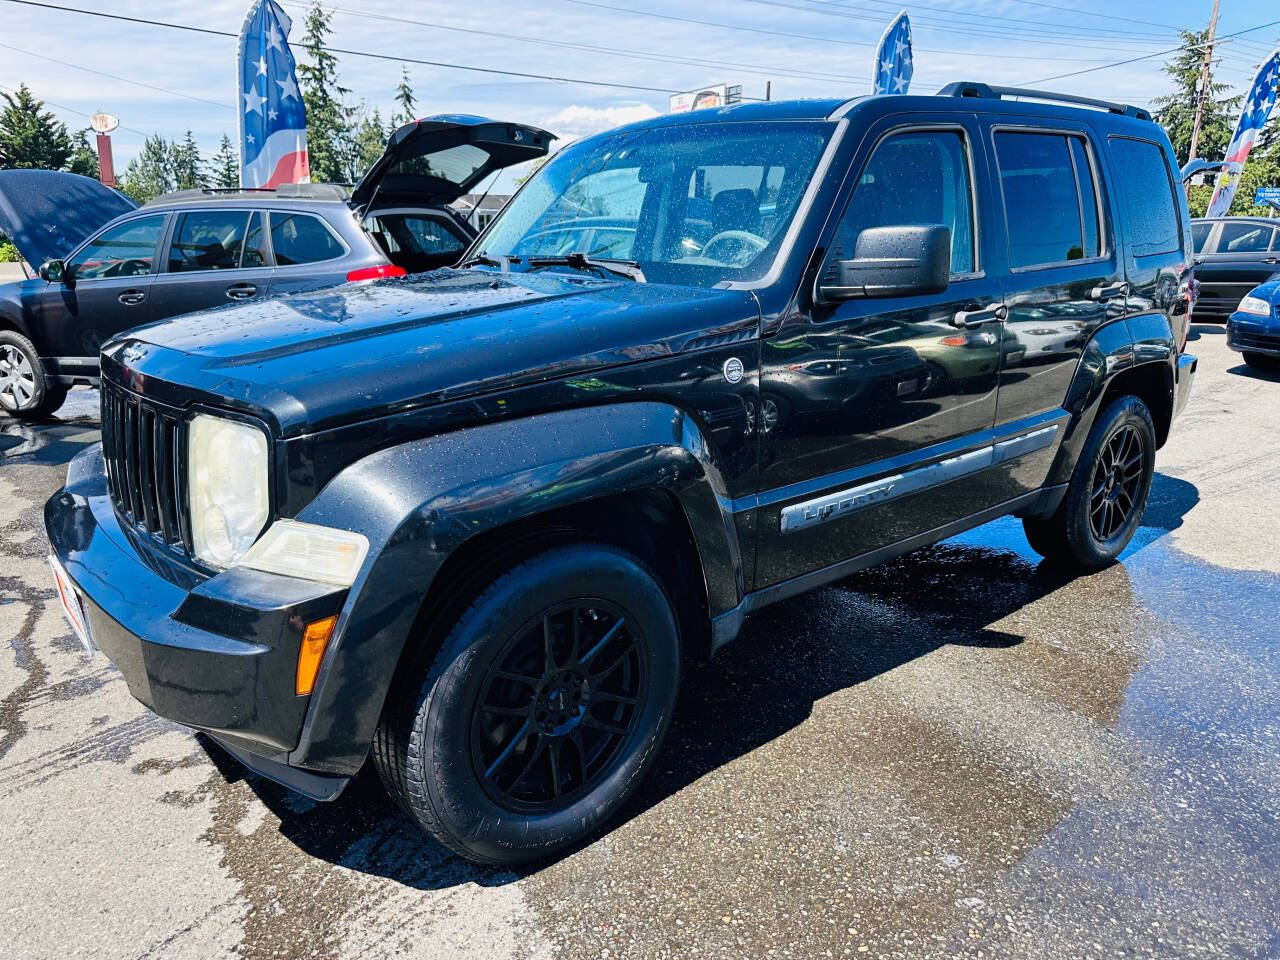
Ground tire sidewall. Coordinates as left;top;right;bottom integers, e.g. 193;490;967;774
1066;396;1156;564
0;330;49;416
410;545;680;863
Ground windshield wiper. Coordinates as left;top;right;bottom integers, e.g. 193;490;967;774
526;252;646;283
460;252;521;271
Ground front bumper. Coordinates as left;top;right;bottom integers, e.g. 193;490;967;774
1226;316;1280;357
1173;351;1197;421
44;443;351;798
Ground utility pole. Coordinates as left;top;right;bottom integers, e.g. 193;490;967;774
1187;0;1221;166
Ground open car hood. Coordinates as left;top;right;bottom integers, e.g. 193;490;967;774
0;169;137;268
350;114;553;209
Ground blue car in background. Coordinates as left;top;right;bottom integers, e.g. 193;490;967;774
1226;278;1280;369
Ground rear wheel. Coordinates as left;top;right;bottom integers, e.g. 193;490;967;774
373;543;680;865
0;331;66;419
1023;395;1156;570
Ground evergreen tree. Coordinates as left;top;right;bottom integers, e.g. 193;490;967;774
354;108;387;180
118;134;175;203
211;133;240;189
298;2;357;183
0;83;72;170
392;67;416;131
170;130;205;190
66;128;99;178
1152;29;1239;168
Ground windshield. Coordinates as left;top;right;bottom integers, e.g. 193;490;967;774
477;120;832;287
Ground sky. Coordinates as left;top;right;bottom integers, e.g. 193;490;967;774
2;0;1279;190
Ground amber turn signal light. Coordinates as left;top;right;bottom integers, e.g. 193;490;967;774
296;615;339;696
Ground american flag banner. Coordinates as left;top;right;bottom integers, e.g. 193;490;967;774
1206;49;1279;219
237;0;310;189
872;11;913;96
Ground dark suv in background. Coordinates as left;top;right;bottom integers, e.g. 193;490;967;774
1190;216;1280;321
47;83;1195;866
0;115;550;417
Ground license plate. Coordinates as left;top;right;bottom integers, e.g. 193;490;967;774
48;554;94;654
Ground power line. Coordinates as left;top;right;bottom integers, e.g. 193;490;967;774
555;0;1129;61
0;0;689;96
0;79;148;136
1021;17;1280;85
0;42;232;109
282;1;860;85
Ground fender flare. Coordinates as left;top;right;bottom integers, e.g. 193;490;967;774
286;401;743;775
1049;312;1176;486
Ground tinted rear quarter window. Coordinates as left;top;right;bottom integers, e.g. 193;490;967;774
995;131;1099;268
271;212;346;266
1108;137;1181;258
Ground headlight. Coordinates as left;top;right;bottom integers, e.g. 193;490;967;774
1238;295;1273;317
237;519;369;587
188;414;270;568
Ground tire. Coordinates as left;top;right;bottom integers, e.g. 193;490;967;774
1022;394;1156;570
373;543;681;866
0;330;65;419
1243;351;1277;369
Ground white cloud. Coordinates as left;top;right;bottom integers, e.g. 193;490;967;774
539;103;660;141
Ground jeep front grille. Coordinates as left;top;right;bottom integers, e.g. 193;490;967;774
100;378;190;550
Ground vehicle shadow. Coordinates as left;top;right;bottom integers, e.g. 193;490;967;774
1227;362;1280;383
1185;322;1225;342
210;472;1199;888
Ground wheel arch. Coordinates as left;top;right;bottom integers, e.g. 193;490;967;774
286;401;743;775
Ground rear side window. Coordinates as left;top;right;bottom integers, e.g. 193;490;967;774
827;129;977;276
270;212;346;266
167;211;249;273
1108;137;1181;258
995;131;1101;268
1191;222;1214;254
1218;221;1276;253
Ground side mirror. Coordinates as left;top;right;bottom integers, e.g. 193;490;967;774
818;225;951;303
39;259;66;283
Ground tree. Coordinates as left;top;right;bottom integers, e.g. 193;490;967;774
1152;29;1239;169
66;128;99;178
117;134;175;203
391;67;416;131
297;2;357;183
354;108;387;180
211;133;240;189
170;130;205;191
0;83;72;170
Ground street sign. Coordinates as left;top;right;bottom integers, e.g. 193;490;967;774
1256;186;1280;206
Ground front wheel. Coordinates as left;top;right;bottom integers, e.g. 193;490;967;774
0;330;66;419
1023;395;1156;570
373;544;680;865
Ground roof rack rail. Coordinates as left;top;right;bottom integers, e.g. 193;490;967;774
937;81;1152;122
144;182;351;206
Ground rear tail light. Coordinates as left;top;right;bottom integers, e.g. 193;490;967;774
346;263;407;283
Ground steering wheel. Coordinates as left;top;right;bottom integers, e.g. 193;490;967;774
701;230;768;264
104;259;152;278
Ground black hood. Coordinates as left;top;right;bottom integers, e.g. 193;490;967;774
0;169;136;267
350;114;553;209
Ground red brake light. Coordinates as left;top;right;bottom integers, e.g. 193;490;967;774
939;335;969;347
346;264;407;283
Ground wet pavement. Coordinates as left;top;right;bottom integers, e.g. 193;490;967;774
1;325;1277;959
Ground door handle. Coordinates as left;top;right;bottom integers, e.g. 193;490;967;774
1090;281;1129;301
952;303;1007;329
1263;257;1280;264
226;283;258;300
117;290;146;306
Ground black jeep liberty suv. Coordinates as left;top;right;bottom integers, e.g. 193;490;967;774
46;84;1197;865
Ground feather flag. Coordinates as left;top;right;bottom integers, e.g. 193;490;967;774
1205;49;1279;218
237;0;310;189
872;11;913;96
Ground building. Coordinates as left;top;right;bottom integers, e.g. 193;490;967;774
451;193;513;232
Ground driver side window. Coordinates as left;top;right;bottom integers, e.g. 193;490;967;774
67;215;166;281
824;130;976;279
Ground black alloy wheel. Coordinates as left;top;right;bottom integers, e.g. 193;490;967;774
1088;423;1145;542
472;601;647;811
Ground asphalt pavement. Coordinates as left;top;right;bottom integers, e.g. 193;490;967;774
2;325;1278;959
